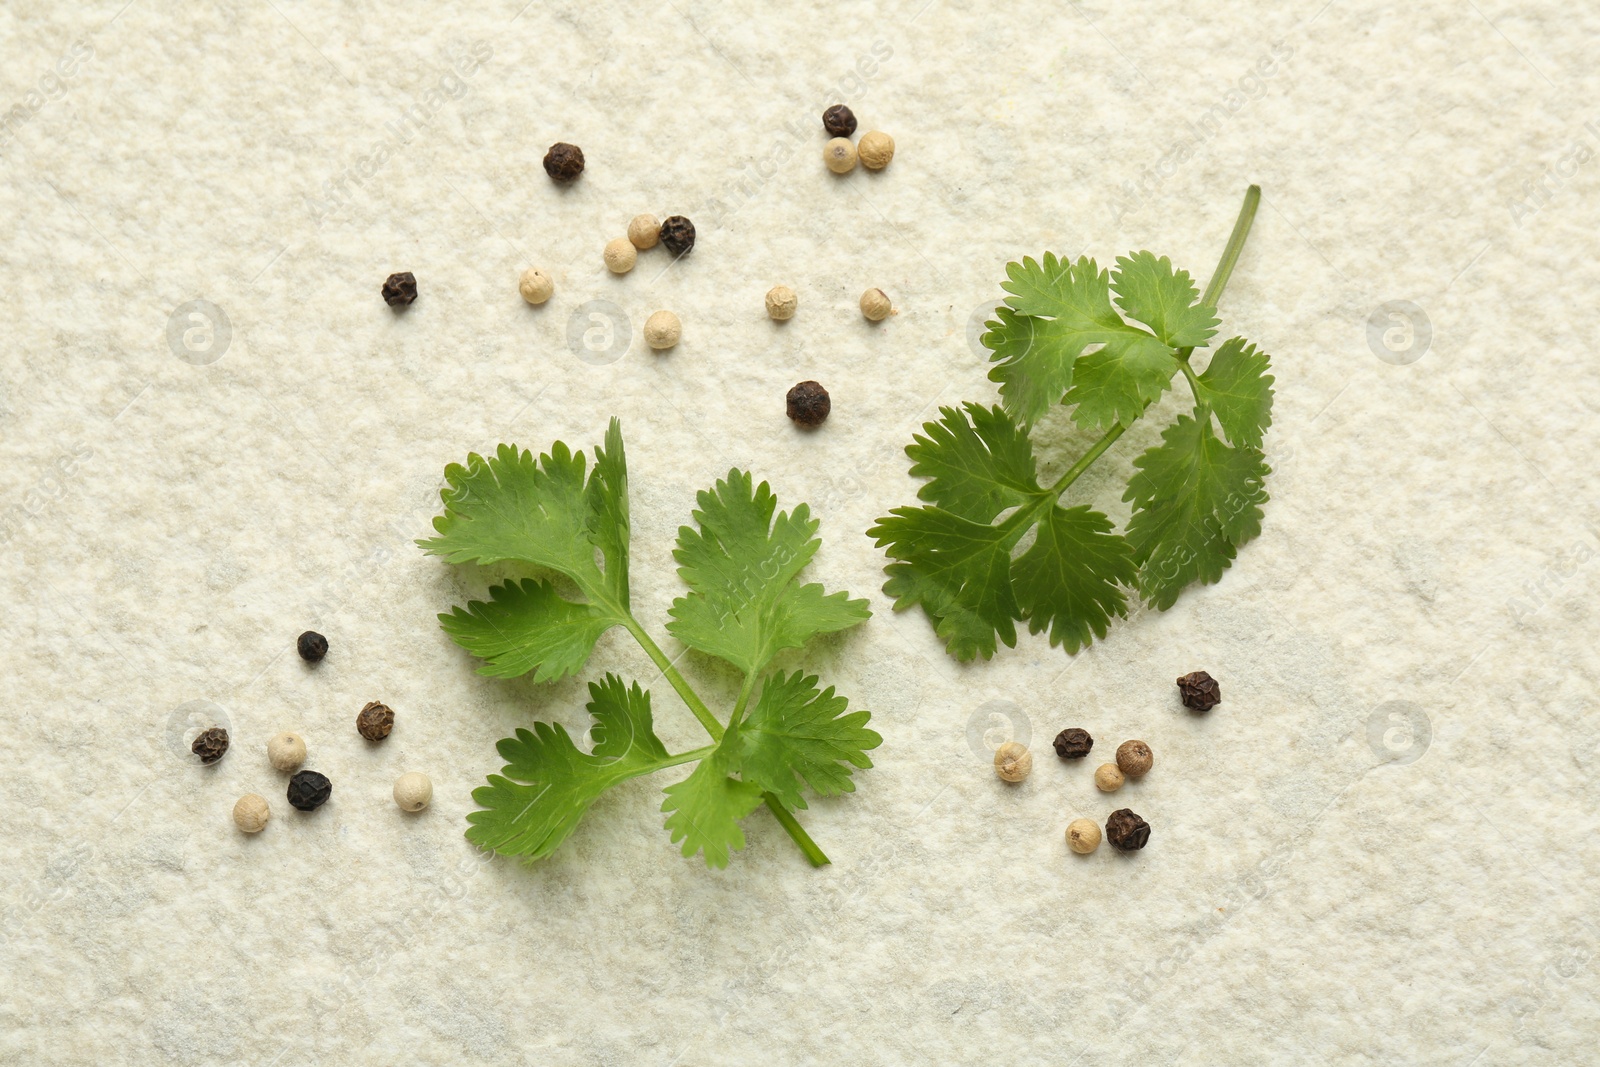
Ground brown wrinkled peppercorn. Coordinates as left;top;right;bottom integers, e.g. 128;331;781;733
658;215;696;257
357;701;395;741
192;727;229;765
1116;739;1154;778
786;381;830;427
297;630;328;662
1105;808;1150;851
543;142;584;182
287;770;332;812
1053;728;1093;759
822;104;857;137
381;272;417;307
1177;670;1221;711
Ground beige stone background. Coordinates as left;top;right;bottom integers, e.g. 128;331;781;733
1;0;1597;1063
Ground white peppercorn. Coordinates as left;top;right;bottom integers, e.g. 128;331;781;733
518;267;553;305
233;794;270;833
1066;818;1101;854
860;287;892;321
1094;762;1125;792
267;731;306;772
993;741;1032;783
628;213;660;250
823;137;857;174
394;772;433;812
765;285;798;321
1116;739;1154;778
603;237;637;274
644;310;681;350
858;130;895;171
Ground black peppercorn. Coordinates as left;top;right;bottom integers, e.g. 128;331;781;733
357;700;395;741
658;215;696;257
287;770;332;812
1052;728;1093;759
786;381;830;427
381;272;417;307
1105;808;1150;851
543;142;585;182
1177;670;1221;711
822;104;857;138
297;630;328;662
191;726;229;765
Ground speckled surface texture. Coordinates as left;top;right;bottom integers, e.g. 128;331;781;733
2;2;1597;1064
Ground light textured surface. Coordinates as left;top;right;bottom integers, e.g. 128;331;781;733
2;1;1598;1063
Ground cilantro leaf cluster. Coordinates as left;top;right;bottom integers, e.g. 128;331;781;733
871;188;1274;662
422;420;876;868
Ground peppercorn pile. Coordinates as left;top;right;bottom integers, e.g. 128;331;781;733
209;630;435;832
373;107;908;429
991;671;1226;858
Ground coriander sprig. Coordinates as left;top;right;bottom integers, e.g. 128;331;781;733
421;422;876;868
870;186;1272;661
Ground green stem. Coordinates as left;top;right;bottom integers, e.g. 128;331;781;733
656;744;716;770
622;617;725;741
620;615;830;866
764;795;830;866
1047;184;1261;495
1178;359;1205;407
731;671;759;725
1049;418;1134;496
1196;184;1260;311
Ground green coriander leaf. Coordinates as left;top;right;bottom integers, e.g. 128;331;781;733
878;187;1274;664
660;718;764;869
737;671;881;810
906;402;1041;520
1123;413;1270;610
1012;504;1137;653
988;254;1177;430
980;307;1081;428
419;442;597;579
1062;334;1179;432
998;250;1087;317
1111;251;1220;349
668;469;869;675
466;674;672;860
1195;337;1275;449
870;505;1022;662
586;673;671;762
586;417;631;606
438;578;616;682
